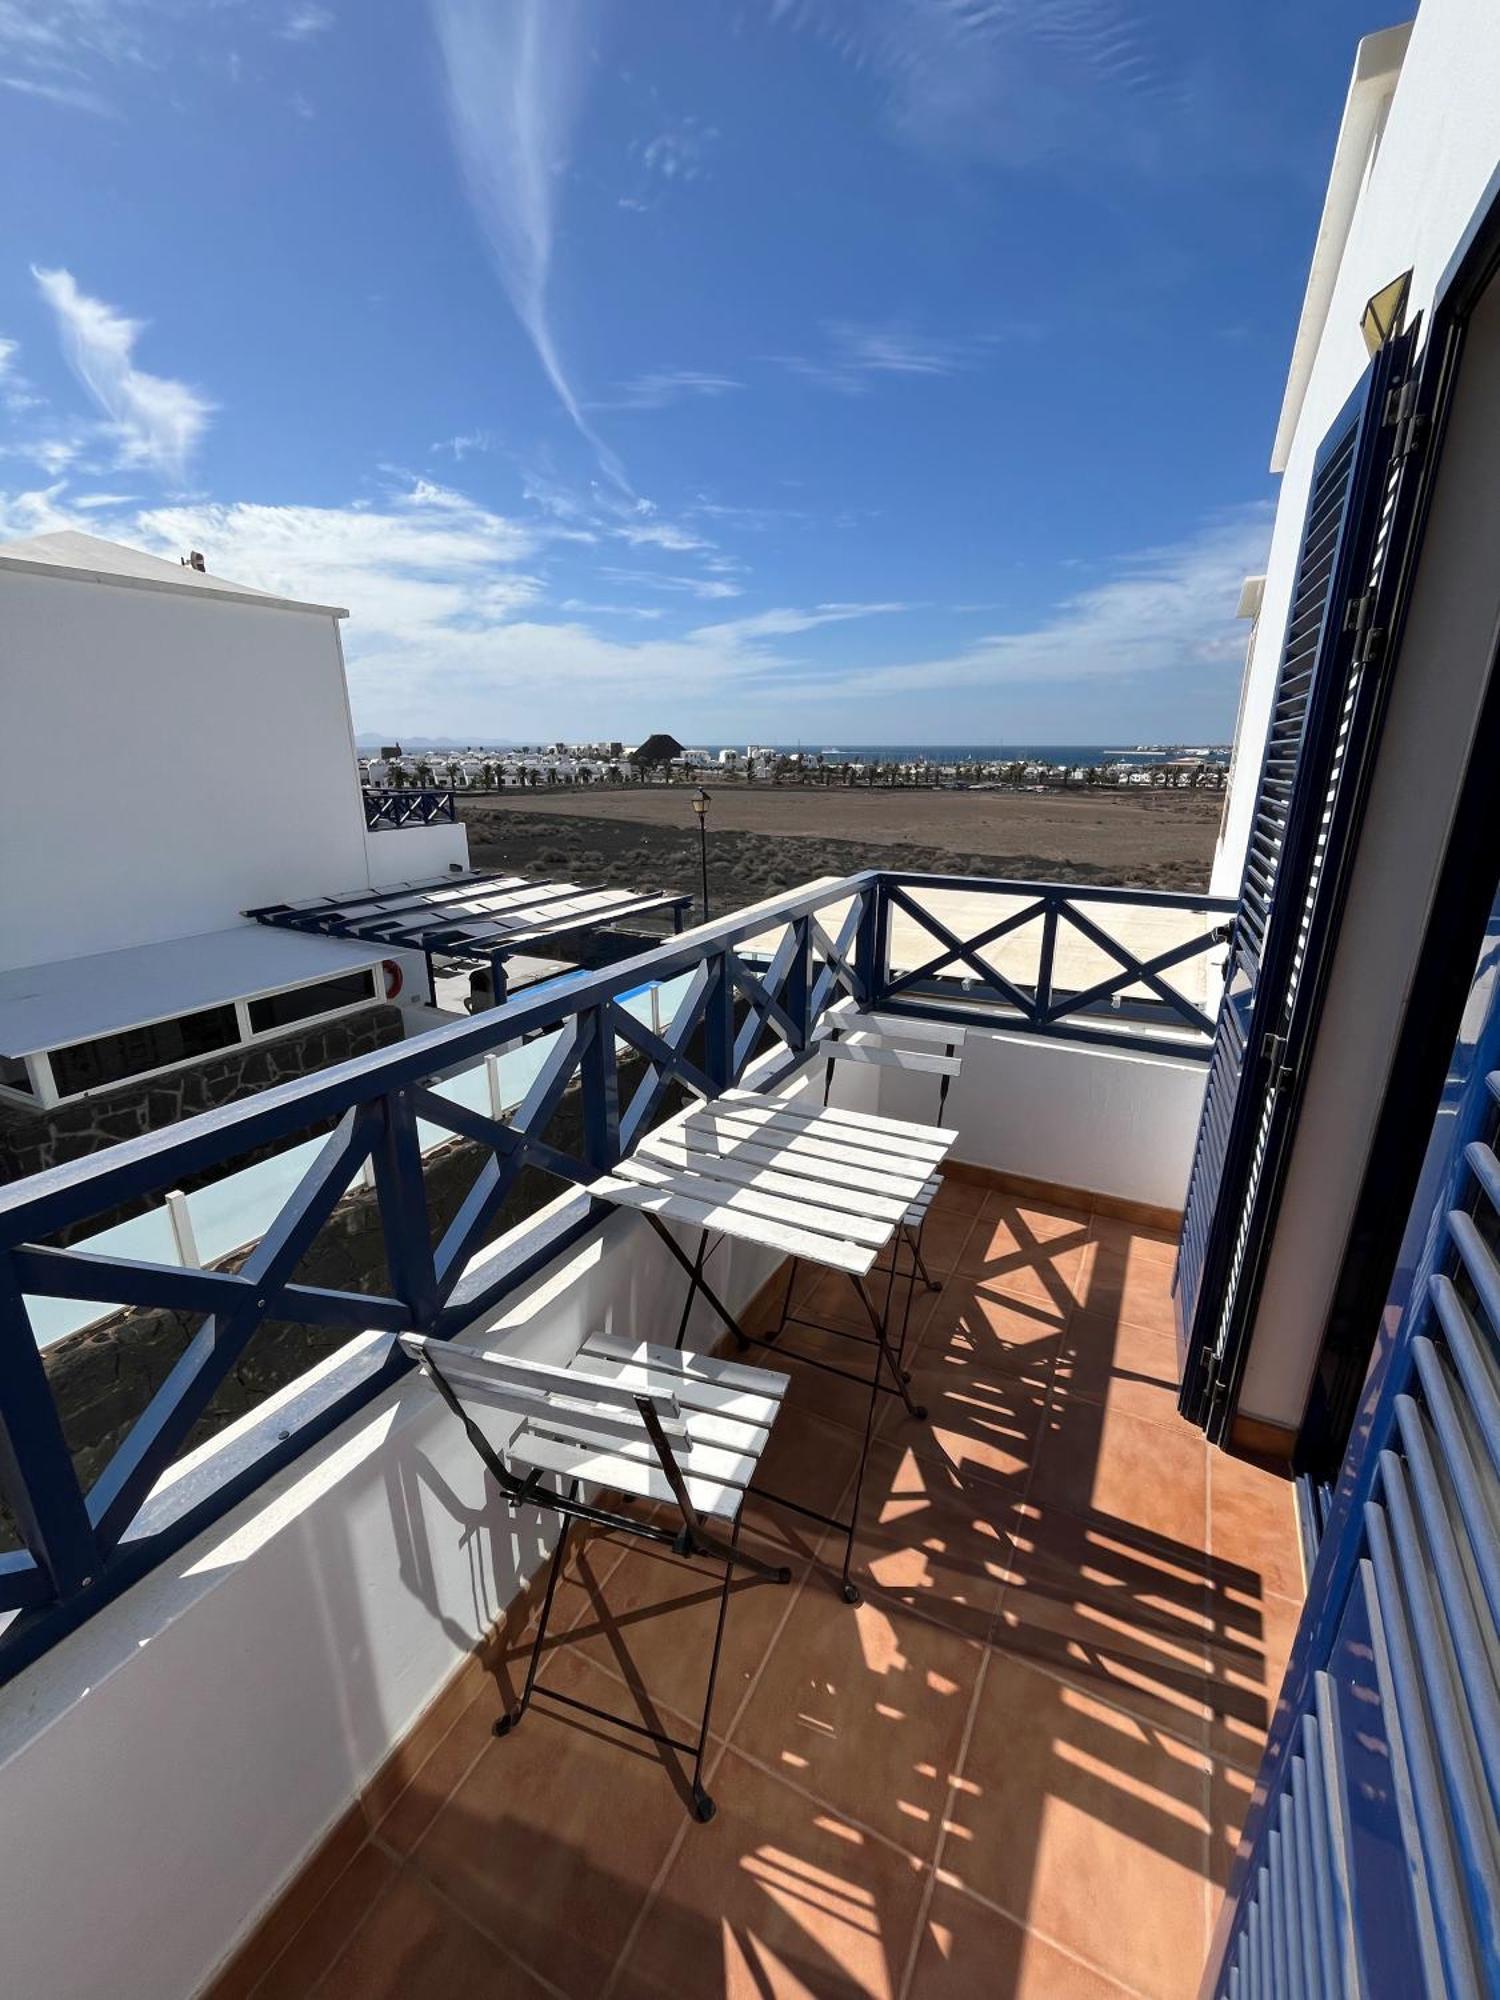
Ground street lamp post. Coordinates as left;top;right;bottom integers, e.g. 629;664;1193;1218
692;787;712;923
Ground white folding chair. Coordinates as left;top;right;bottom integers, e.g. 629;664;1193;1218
814;1003;965;1272
400;1328;791;1822
766;1004;966;1362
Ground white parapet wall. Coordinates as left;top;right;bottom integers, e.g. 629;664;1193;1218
0;1187;785;2000
362;818;471;888
835;1020;1207;1215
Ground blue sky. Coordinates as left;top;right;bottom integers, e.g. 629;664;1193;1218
0;1;1378;744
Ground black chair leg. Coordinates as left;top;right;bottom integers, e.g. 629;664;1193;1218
498;1486;576;1736
909;1223;941;1293
689;1514;746;1823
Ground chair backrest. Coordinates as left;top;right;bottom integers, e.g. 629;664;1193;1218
819;1000;967;1052
400;1332;689;1452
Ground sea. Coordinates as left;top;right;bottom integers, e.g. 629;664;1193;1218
703;744;1227;767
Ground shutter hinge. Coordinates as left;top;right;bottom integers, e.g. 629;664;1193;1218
1344;589;1387;671
1260;1030;1296;1091
1384;377;1427;462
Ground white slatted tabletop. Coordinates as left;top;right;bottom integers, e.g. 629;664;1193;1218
589;1087;956;1277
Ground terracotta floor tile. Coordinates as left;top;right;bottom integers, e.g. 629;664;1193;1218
613;1752;927;2000
1208;1453;1302;1601
941;1651;1211;2000
876;1351;1050;1495
1204;1586;1303;1772
411;1649;689;1998
900;1206;976;1278
831;1442;1010;1643
1031;1394;1208;1552
1054;1311;1184;1428
250;1843;398;1998
769;1325;891;1436
909;1882;1135;1999
732;1581;980;1858
952;1198;1093;1311
921;1280;1067;1376
560;1536;802;1738
370;1676;508;1858
1075;1228;1179;1338
1088;1216;1180;1258
927;1175;989;1220
751;1404;865;1538
316;1865;553;1999
791;1266;884;1335
1208;1757;1260;1895
989;1502;1214;1744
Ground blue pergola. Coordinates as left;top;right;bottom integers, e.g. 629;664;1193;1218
248;869;692;1002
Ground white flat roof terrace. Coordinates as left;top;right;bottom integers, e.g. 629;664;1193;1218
0;927;390;1058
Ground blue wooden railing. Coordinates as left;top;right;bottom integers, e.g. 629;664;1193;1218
363;787;458;830
0;871;1230;1680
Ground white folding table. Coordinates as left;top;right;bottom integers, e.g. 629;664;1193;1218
589;1086;957;1600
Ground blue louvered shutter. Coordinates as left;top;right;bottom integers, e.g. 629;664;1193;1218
1206;900;1500;1997
1176;335;1416;1433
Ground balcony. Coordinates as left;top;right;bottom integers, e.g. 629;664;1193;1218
0;871;1298;2000
363;787;460;831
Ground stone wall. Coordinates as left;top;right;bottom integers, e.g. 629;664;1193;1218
0;1005;406;1239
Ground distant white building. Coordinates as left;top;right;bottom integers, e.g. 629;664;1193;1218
0;531;469;1109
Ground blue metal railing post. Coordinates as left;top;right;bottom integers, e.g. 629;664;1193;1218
578;1003;621;1174
855;880;885;1005
787;916;812;1052
372;1088;439;1328
705;951;735;1091
1035;897;1059;1021
0;1254;98;1599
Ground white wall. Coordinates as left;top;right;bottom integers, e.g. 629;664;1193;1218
363;820;471;888
840;1023;1205;1214
1240;276;1500;1425
1213;0;1500;896
0;575;370;969
1201;0;1500;1427
0;1191;784;2000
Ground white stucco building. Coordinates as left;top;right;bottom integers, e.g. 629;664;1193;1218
0;530;468;1107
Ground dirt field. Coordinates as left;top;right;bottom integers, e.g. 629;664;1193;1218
460;783;1221;921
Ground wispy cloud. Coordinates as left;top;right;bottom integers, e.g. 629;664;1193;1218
790;505;1272;701
0;335;40;411
0;470;1268;738
593;369;743;413
32;266;213;480
772;0;1168;167
772;320;992;395
429;0;628;489
598;566;742;602
281;3;334;39
0;0;162;116
1;71;113;115
432;429;498;461
690;601;908;645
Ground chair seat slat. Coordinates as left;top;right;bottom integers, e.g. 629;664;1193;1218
580;1331;788;1402
508;1428;744;1521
